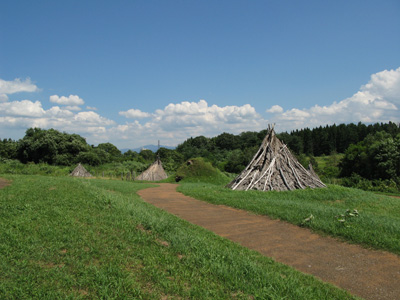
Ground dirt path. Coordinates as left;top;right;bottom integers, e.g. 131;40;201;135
0;178;10;189
138;183;400;300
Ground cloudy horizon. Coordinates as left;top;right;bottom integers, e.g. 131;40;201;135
0;67;399;149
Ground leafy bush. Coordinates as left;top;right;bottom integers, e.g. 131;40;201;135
340;132;400;180
341;173;400;194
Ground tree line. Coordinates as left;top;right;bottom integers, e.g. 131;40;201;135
0;128;158;167
1;122;399;184
176;121;400;173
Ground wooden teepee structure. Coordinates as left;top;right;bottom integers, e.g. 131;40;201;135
70;163;92;177
136;156;168;181
226;125;326;191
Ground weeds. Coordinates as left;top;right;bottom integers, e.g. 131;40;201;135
336;209;359;226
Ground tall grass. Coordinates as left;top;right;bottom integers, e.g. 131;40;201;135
178;183;400;255
0;159;71;176
0;175;356;299
0;160;148;179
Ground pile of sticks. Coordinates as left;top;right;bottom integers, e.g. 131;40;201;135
227;126;326;192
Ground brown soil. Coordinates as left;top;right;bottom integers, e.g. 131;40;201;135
138;183;400;300
0;177;11;189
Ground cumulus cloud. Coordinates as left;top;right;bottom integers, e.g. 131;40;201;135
0;99;115;145
108;100;268;147
74;111;115;126
266;105;284;113
0;100;45;117
269;67;400;132
0;78;39;95
361;67;400;105
86;106;97;111
0;78;39;102
153;100;260;127
50;95;84;106
119;108;151;119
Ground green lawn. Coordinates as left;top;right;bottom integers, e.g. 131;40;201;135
178;183;400;255
0;175;357;299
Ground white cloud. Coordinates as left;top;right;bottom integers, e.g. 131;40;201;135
86;106;97;111
361;67;400;105
74;111;115;126
45;106;74;118
119;108;151;119
0;100;115;146
153;100;260;127
0;78;39;102
266;105;284;113
0;100;45;117
269;67;400;132
0;78;39;95
108;100;268;147
50;95;84;106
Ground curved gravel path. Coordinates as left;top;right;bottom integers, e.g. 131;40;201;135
138;183;400;300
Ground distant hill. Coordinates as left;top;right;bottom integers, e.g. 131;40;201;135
120;144;175;153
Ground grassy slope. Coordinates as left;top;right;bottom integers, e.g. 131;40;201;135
0;175;357;299
178;183;400;256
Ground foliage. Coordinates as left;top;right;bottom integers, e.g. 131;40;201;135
315;153;342;181
340;131;400;181
7;128;165;167
178;183;400;255
285;121;400;156
139;149;156;162
16;128;91;165
341;174;400;194
175;122;400;176
97;142;122;157
156;147;184;173
0;138;17;159
0;175;355;299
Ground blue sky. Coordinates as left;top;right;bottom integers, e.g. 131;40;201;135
1;0;399;148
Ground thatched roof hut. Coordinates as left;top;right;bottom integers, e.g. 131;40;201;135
70;163;92;177
136;157;167;181
226;125;326;191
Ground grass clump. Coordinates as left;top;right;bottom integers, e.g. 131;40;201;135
0;175;356;299
178;183;400;255
175;157;231;185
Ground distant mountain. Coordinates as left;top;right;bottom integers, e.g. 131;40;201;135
120;144;175;153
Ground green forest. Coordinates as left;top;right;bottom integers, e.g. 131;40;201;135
1;121;399;193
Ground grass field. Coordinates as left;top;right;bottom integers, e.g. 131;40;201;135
178;182;400;256
0;175;358;299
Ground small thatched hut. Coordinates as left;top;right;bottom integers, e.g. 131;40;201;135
226;125;326;191
136;157;167;181
70;163;92;177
